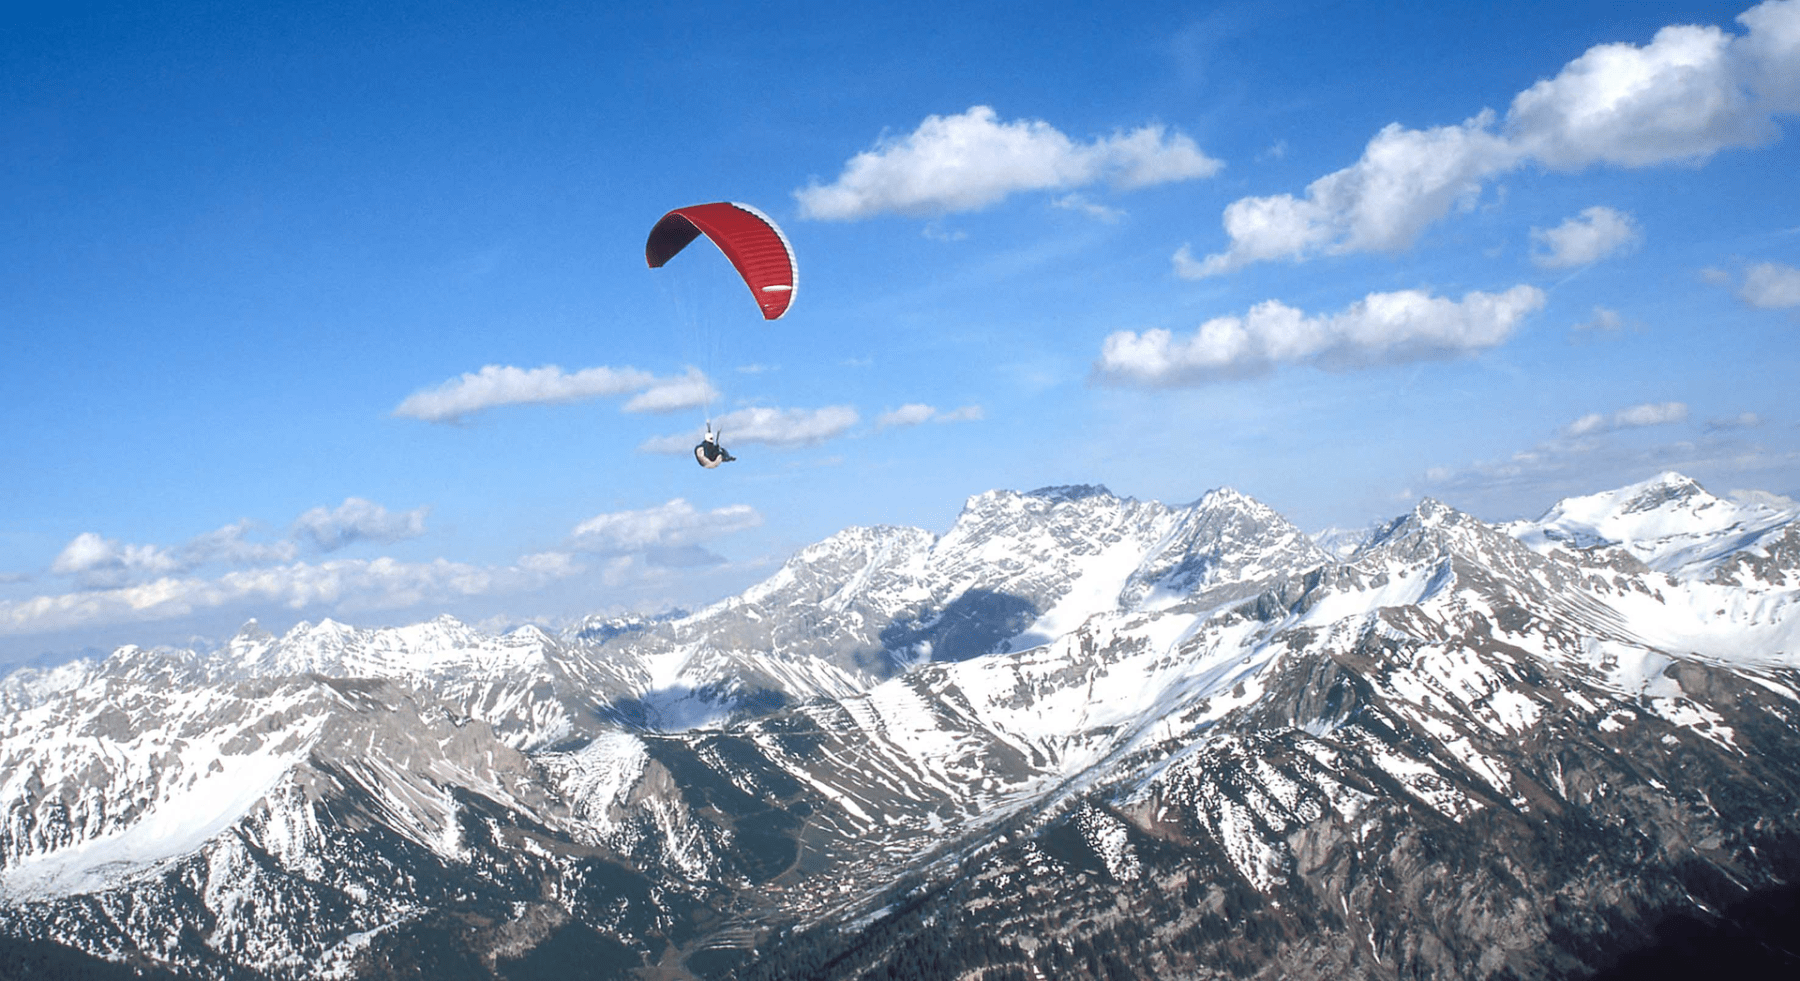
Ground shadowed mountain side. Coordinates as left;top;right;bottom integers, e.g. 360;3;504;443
1580;876;1800;981
878;588;1041;666
601;684;792;732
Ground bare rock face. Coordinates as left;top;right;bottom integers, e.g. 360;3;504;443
4;473;1800;980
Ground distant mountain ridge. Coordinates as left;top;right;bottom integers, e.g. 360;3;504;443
4;473;1799;980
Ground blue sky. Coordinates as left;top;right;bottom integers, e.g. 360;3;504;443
4;0;1798;665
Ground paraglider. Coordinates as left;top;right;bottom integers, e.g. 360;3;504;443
646;202;797;320
693;424;735;469
645;202;797;468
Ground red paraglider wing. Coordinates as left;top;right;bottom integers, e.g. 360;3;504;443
645;202;798;320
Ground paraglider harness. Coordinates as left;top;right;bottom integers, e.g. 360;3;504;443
694;425;736;469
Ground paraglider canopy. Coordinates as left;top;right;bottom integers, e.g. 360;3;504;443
646;202;798;320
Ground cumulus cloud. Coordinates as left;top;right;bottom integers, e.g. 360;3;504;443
1708;411;1765;430
1729;487;1799;509
876;403;936;428
876;403;986;428
1505;27;1767;168
1530;207;1642;268
795;106;1221;220
394;364;658;423
571;499;762;554
640;405;861;453
49;501;426;594
50;522;300;589
1564;401;1690;436
622;368;720;413
1179;114;1516;277
1094;285;1545;387
1573;306;1627;331
0;554;582;638
921;220;969;242
1185;2;1800;276
1052;193;1126;223
1740;260;1800;307
52;532;180;581
185;520;302;566
292;498;430;552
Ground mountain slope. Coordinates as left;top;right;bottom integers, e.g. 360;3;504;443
3;474;1799;980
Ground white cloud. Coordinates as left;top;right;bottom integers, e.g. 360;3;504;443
936;404;985;422
394;364;656;423
1170;244;1213;279
48;502;424;594
1530;207;1641;268
184;520;301;566
640;405;861;453
1052;193;1126;223
1179;114;1516;277
1574;305;1626;330
0;554;582;638
877;403;986;428
1185;3;1800;276
49;522;300;589
795;106;1221;220
570;499;762;554
719;404;861;445
622;368;719;413
1565;401;1689;436
51;533;182;585
921;220;969;242
1701;266;1735;284
1708;411;1765;430
1504;23;1772;168
1729;487;1798;509
877;403;936;428
1563;414;1603;435
1740;260;1800;307
1094;285;1545;386
515;551;582;576
1739;0;1800;111
293;498;430;552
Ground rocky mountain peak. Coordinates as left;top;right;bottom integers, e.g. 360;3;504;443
1192;484;1251;508
1351;497;1531;573
1618;470;1708;513
232;619;274;645
1022;483;1114;503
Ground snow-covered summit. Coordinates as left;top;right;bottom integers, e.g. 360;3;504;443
1506;470;1798;579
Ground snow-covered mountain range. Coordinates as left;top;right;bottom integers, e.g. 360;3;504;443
3;471;1798;980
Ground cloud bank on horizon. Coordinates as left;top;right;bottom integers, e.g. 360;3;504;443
0;496;766;640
